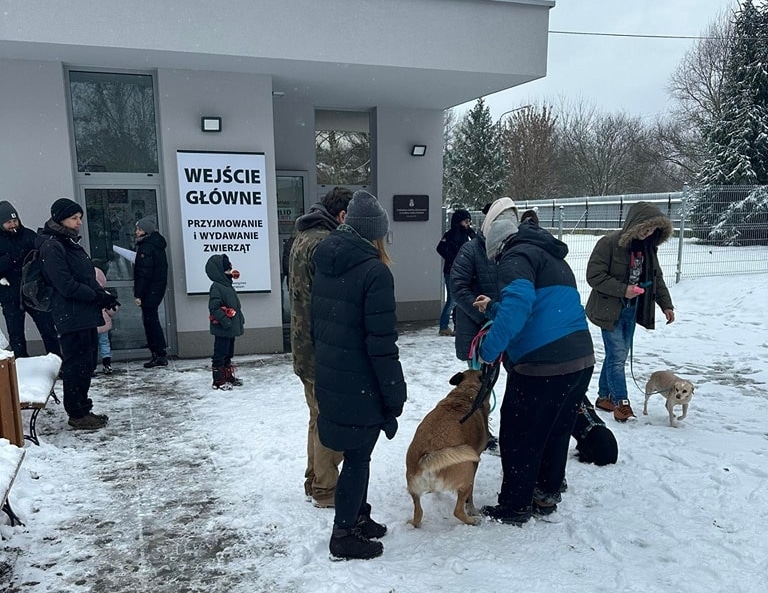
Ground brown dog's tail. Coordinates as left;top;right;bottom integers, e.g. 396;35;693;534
418;445;480;472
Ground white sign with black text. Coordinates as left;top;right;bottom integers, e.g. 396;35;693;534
176;150;271;294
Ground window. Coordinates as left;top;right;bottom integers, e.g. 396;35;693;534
69;71;159;173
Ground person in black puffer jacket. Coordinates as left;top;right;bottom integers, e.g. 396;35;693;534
133;217;169;369
0;200;60;358
39;198;117;430
312;190;407;561
436;209;475;335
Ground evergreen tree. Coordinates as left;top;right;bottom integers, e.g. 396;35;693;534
690;0;768;245
443;98;504;210
697;0;768;185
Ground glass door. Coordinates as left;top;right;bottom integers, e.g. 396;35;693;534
80;184;170;353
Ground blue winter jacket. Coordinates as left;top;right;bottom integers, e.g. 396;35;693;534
479;223;594;376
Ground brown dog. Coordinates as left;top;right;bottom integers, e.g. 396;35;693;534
643;370;695;427
406;369;490;528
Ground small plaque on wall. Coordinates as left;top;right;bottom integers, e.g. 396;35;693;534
393;195;429;221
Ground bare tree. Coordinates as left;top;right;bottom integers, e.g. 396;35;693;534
501;104;560;200
660;10;733;177
556;101;651;196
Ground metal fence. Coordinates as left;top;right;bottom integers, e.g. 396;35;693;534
450;186;768;295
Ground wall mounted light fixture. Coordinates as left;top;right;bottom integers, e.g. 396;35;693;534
411;144;427;157
201;117;222;133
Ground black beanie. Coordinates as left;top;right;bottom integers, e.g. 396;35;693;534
0;201;19;225
345;190;389;242
50;197;83;223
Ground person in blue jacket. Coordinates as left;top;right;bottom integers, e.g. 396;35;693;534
312;190;407;560
473;199;595;526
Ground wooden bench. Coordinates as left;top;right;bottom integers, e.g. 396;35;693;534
0;437;25;526
16;354;62;446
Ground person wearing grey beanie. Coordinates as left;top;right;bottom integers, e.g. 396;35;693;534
136;217;157;235
344;190;390;242
134;216;169;368
311;189;406;560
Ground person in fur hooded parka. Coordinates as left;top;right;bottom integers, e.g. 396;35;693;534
206;254;245;390
585;201;675;423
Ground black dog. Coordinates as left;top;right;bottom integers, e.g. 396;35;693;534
572;397;618;466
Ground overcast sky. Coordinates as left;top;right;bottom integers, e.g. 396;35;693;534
461;0;737;121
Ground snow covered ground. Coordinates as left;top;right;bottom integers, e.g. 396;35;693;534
2;271;768;592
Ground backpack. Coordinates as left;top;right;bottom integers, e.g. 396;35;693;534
21;246;55;312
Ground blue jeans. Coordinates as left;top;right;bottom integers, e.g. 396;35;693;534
439;273;455;330
598;304;636;403
97;331;111;360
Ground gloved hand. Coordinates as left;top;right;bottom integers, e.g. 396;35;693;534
221;306;236;318
382;417;398;440
95;289;119;311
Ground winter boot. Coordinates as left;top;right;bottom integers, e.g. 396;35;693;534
329;526;383;560
355;503;387;539
102;357;112;374
144;352;168;369
225;364;244;386
212;367;233;390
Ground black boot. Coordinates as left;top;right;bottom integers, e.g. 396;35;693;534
102;357;112;374
225;364;243;386
355;503;387;539
144;352;168;368
329;526;383;560
212;367;232;390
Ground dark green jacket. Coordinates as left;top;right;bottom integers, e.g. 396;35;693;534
585;202;674;331
288;204;339;379
206;255;244;338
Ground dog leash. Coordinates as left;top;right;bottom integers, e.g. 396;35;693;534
461;322;502;424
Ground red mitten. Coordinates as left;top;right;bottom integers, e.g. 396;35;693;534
221;306;236;318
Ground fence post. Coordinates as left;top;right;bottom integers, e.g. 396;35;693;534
676;184;688;284
558;205;564;240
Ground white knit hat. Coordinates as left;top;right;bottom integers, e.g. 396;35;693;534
481;197;518;237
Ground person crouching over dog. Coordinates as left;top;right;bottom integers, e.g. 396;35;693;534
206;254;244;390
473;198;595;525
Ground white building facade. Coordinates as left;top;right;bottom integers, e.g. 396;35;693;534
0;0;553;357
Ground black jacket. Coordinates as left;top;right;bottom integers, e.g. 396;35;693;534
0;223;37;307
134;231;168;308
311;227;407;450
449;231;498;361
38;220;104;335
436;210;476;275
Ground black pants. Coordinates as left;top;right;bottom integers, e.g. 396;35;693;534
58;328;98;419
497;366;594;511
141;304;166;356
211;336;235;368
334;430;379;529
1;301;61;358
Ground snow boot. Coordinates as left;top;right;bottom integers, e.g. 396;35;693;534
329;526;383;560
144;352;168;368
225;364;243;386
355;503;387;539
102;357;112;374
212;367;233;390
